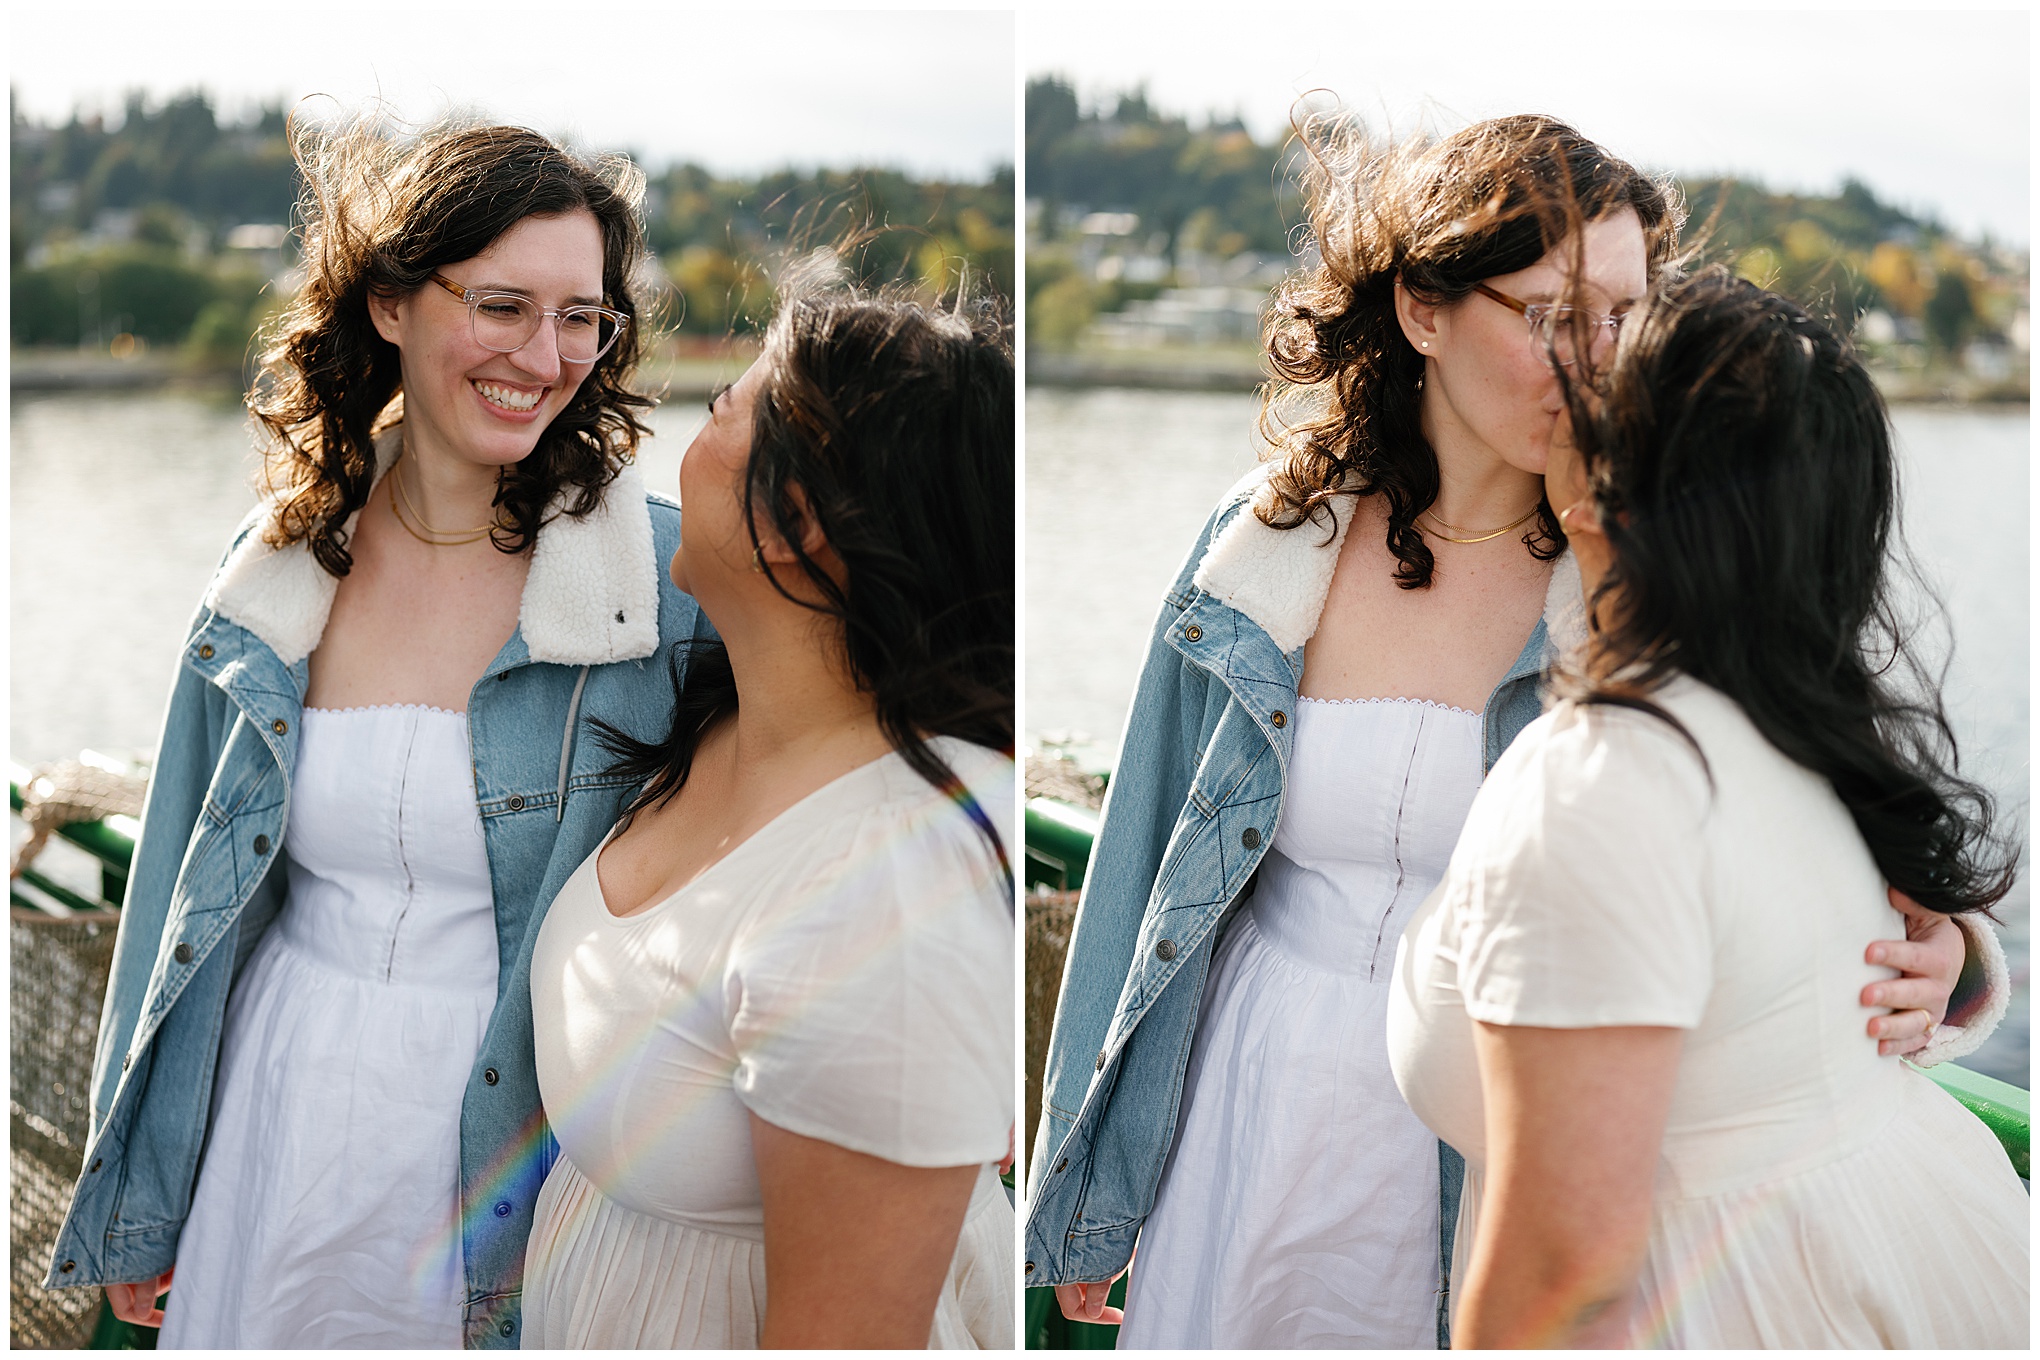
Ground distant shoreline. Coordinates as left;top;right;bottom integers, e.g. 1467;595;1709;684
13;346;2027;408
1027;349;2030;406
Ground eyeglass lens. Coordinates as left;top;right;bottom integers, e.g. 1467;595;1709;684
471;295;619;362
1532;307;1617;367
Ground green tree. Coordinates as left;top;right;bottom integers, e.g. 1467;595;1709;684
1924;268;1977;354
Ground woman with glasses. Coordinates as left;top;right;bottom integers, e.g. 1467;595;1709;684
1024;114;2008;1348
48;116;707;1347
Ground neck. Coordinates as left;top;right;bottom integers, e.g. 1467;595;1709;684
1418;381;1546;529
399;422;508;533
718;604;890;779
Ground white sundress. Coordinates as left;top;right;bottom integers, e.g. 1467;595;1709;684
1119;697;1484;1350
161;705;498;1349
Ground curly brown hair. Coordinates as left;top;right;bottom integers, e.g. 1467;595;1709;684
251;113;656;576
1259;113;1684;588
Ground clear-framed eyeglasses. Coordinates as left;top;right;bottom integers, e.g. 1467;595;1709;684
1472;283;1622;368
429;274;629;364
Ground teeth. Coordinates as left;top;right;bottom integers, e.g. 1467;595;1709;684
474;381;541;412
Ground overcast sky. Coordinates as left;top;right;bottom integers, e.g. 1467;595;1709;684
10;5;1017;180
1026;8;2030;244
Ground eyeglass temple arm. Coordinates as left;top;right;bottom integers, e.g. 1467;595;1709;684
1470;282;1529;317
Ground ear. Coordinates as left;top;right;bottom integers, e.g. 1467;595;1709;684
1393;278;1442;356
1557;497;1607;538
366;286;406;347
756;483;833;565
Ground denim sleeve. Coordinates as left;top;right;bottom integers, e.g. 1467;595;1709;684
86;616;236;1140
1026;500;1229;1196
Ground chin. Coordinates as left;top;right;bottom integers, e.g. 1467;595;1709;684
1507;435;1551;476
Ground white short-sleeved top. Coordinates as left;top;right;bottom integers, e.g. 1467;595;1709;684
531;737;1015;1235
1392;675;1908;1193
1388;675;2030;1347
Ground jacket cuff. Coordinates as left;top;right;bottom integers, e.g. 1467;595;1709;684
1911;913;2009;1068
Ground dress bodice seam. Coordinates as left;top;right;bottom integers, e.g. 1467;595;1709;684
1297;695;1483;718
303;702;467;717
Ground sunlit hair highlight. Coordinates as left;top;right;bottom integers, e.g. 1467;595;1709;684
1260;111;1683;587
251;109;655;575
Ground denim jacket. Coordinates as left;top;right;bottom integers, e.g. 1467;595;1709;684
45;430;708;1349
1023;467;1582;1344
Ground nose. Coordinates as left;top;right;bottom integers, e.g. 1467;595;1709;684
508;316;565;383
1585;324;1618;368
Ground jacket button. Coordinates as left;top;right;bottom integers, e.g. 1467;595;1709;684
1025;1261;1036;1274
1184;624;1202;642
498;670;510;681
272;718;289;735
122;1053;131;1070
253;834;271;855
89;1159;101;1173
494;1200;512;1218
1154;939;1177;962
507;794;526;812
59;1260;75;1274
197;644;214;660
499;1321;514;1337
1095;1051;1106;1071
484;1068;500;1086
1271;709;1287;728
173;942;192;965
1242;827;1261;849
1054;1158;1068;1173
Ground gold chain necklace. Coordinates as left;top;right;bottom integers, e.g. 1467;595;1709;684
388;456;497;546
1417;502;1542;545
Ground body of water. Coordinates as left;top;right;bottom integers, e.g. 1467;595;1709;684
8;386;2029;1082
9;389;706;767
1026;386;2029;1086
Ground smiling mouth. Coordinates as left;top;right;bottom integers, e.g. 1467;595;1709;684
472;380;544;413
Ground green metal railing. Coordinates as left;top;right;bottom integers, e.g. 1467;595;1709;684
9;770;134;915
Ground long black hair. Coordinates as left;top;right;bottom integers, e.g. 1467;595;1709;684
597;282;1015;869
1557;266;2014;916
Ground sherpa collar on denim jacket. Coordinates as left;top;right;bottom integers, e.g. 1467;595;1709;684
1189;465;1587;657
205;424;662;668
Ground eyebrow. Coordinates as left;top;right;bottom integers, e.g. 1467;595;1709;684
470;282;607;307
1525;289;1643;308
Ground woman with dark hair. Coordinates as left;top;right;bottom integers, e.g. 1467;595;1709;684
518;287;1016;1348
1390;267;2027;1347
48;115;708;1347
1025;115;2007;1348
